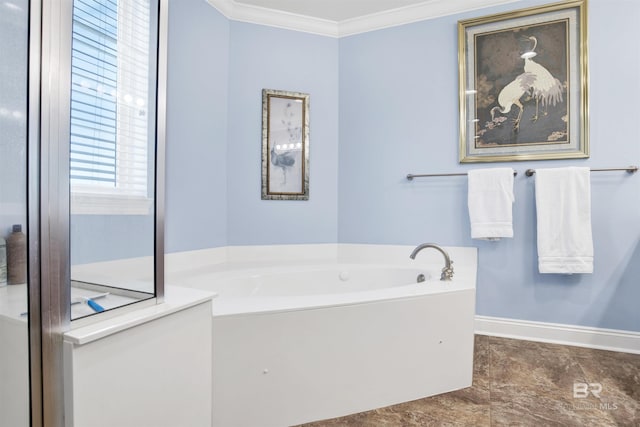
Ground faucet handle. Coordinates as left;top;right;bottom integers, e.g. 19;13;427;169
440;264;454;281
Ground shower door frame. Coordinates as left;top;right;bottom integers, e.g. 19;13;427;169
28;0;74;425
27;0;43;423
26;0;169;425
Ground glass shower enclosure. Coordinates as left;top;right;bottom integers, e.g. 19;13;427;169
0;0;30;425
0;0;167;425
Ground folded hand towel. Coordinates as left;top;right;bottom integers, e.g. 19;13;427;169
535;167;593;274
467;168;515;240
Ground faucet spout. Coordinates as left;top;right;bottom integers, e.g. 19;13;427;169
409;243;454;281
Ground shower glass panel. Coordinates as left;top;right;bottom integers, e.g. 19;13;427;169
69;0;160;319
0;0;30;424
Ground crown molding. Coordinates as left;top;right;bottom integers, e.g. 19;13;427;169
205;0;340;37
339;0;521;37
205;0;522;38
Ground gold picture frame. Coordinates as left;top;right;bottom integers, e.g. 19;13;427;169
458;0;588;163
261;89;310;200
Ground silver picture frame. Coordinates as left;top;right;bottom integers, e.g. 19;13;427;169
458;0;588;163
261;89;310;200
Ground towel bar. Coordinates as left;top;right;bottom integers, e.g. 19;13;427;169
525;166;638;177
407;171;517;180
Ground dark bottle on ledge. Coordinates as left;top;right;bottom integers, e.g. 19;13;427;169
7;224;27;285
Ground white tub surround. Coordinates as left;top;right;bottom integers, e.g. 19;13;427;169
71;255;155;294
168;244;478;427
63;286;214;427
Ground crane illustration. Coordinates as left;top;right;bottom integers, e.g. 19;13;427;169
520;36;564;121
270;145;295;185
269;101;301;185
490;72;536;130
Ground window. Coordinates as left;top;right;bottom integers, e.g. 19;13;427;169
70;0;154;215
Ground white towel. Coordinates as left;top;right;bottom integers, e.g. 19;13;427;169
535;167;593;274
467;168;515;240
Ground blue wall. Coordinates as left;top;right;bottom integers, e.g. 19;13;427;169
225;22;339;245
163;0;639;333
71;0;230;264
71;215;153;264
165;0;230;252
338;0;640;332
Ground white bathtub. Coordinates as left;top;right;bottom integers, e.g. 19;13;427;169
168;244;478;427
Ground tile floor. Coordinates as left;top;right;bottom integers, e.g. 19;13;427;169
299;335;640;426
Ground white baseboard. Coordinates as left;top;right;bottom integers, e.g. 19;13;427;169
475;315;640;355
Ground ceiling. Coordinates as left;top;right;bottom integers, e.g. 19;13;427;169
206;0;522;37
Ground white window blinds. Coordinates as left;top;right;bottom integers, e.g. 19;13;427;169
70;0;152;214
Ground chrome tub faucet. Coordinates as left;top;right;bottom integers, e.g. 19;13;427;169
409;243;454;281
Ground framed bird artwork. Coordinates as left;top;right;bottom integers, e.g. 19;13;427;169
458;0;588;163
261;89;310;200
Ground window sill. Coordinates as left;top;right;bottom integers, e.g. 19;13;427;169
71;192;152;215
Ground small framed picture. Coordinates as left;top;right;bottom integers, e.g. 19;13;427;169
261;89;310;200
458;0;588;163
